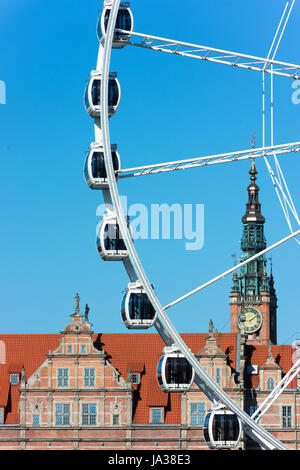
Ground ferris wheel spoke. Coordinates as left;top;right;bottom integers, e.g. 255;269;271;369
118;142;300;179
117;29;300;79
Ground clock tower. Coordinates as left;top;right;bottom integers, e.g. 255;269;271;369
230;159;277;344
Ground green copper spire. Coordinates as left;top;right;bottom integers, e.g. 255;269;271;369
233;159;271;297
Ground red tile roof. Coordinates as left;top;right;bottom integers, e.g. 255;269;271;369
0;378;10;407
0;333;295;425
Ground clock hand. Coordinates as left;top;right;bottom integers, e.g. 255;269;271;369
248;313;259;322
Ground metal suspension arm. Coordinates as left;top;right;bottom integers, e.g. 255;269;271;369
118;29;300;79
118;142;300;179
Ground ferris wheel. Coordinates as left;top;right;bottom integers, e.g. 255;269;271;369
83;0;300;450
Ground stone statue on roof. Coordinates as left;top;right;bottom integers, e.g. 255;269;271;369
75;293;80;314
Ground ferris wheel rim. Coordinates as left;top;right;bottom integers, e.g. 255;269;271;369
94;0;292;450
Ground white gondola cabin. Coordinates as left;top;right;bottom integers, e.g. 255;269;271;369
97;1;134;48
96;213;130;260
84;142;120;189
84;70;121;118
203;403;242;449
157;345;195;392
121;281;157;329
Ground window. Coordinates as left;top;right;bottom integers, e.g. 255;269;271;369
80;344;87;354
32;414;40;426
84;368;95;387
130;373;140;384
151;408;163;424
57;368;69;387
267;377;275;390
55;403;70;425
216;368;221;386
282;406;292;428
190;403;205;426
10;374;19;385
67;344;73;354
248;404;260;419
112;414;120;426
82;403;97;426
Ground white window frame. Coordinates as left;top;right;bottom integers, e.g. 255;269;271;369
57;368;69;388
32;414;40;426
10;374;19;385
190;402;206;426
81;403;97;426
112;413;120;426
130;373;140;384
84;367;96;387
150;407;163;424
55;403;71;426
282;405;292;428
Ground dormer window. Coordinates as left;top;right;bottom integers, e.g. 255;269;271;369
10;374;19;385
267;377;275;390
67;344;73;354
80;344;87;354
130;373;140;384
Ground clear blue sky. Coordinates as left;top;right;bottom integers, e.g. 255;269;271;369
0;0;299;345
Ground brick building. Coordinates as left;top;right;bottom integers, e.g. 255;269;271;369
0;160;299;450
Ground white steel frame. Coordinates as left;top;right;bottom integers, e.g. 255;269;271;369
116;28;300;79
118;142;300;178
85;0;300;450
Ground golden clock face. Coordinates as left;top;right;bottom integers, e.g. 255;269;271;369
237;306;263;333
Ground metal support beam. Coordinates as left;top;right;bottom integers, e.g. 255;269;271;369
118;142;300;179
118;29;300;80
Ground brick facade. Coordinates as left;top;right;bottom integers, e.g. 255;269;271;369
0;305;299;450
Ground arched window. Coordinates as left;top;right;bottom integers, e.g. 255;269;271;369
267;377;275;390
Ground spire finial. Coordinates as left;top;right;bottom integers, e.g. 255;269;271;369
268;256;273;274
251;133;256;150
